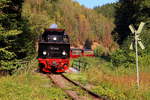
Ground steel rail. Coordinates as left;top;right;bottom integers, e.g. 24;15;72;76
48;74;109;100
61;74;109;100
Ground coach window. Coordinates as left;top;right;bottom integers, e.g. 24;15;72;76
72;50;82;55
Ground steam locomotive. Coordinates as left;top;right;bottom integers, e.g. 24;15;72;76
37;24;70;73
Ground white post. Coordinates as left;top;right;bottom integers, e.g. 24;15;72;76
135;32;140;88
129;22;145;88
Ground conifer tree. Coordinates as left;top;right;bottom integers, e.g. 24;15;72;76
0;0;22;70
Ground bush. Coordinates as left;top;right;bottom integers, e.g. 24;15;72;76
94;45;105;57
111;49;135;67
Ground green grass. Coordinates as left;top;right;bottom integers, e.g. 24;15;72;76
0;60;69;100
68;57;150;100
1;57;149;100
0;73;69;100
65;73;88;85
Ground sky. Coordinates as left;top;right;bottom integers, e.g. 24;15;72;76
74;0;118;8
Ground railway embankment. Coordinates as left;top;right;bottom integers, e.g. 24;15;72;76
48;74;107;100
67;57;150;100
0;57;150;100
0;60;69;100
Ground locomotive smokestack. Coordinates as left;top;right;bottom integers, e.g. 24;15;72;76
49;24;58;29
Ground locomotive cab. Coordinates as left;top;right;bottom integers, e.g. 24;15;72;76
41;29;69;43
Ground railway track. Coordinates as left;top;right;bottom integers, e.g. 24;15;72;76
47;74;109;100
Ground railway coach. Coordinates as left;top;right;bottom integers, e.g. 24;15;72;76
70;48;94;58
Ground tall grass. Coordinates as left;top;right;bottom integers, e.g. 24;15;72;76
69;56;150;100
0;59;69;100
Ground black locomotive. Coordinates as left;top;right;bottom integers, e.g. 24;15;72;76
37;25;70;73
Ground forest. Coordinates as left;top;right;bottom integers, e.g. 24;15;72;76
95;0;150;67
1;0;149;71
0;0;150;100
0;0;116;71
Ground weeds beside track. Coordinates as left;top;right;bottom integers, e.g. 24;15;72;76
48;74;109;100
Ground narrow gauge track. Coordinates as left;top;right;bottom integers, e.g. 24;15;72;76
47;74;108;100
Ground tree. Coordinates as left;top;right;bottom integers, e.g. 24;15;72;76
114;0;150;48
110;0;150;68
0;0;22;70
94;3;118;19
0;0;35;71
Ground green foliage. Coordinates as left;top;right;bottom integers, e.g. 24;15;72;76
139;54;150;72
141;29;150;53
0;0;35;71
0;48;16;60
107;0;150;70
92;83;126;100
111;49;135;67
94;45;105;57
114;0;150;48
94;3;118;19
110;49;150;73
0;30;22;37
0;29;22;70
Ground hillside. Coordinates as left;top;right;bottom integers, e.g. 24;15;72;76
94;3;118;20
0;0;150;100
22;0;116;48
0;0;116;71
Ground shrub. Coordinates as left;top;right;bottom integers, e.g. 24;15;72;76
94;45;105;57
111;49;135;67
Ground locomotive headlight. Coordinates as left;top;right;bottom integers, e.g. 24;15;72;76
53;37;57;41
62;51;66;55
43;51;47;55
